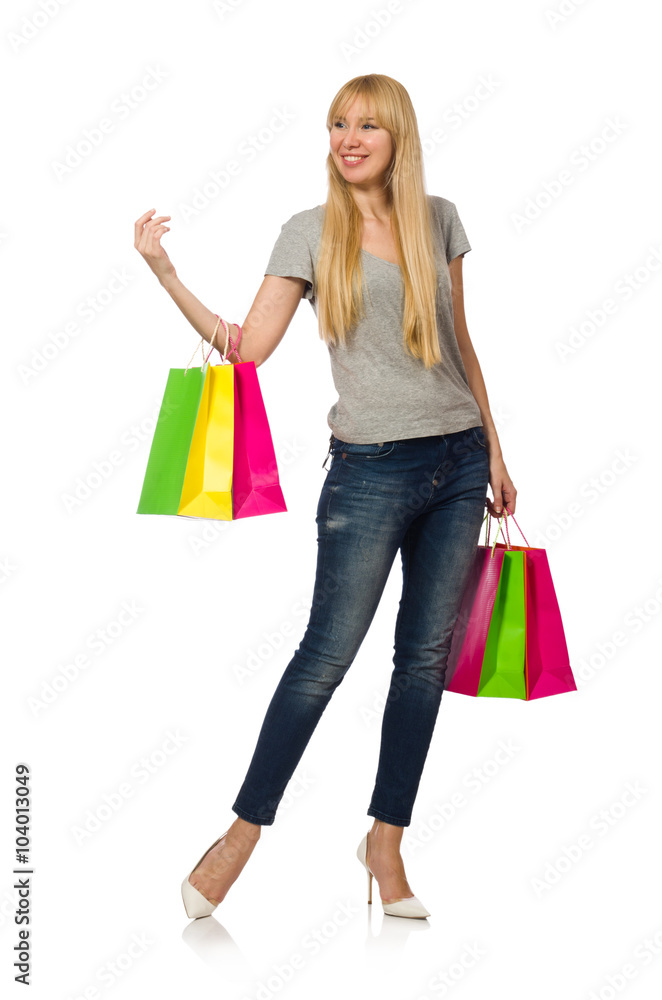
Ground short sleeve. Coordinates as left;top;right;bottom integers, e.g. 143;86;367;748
264;214;315;300
432;197;472;265
444;201;472;264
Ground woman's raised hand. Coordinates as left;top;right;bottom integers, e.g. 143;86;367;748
134;208;176;284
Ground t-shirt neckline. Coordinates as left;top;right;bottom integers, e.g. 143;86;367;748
360;247;400;268
315;204;401;269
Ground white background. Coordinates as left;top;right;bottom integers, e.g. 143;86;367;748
3;0;661;997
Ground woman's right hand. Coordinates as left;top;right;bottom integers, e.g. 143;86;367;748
134;208;176;284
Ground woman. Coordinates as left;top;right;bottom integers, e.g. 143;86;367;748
134;74;516;921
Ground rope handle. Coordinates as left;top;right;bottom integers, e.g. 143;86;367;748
483;505;530;558
184;315;222;374
183;316;243;375
216;315;243;363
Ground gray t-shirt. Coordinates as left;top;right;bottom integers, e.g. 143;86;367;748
264;195;482;444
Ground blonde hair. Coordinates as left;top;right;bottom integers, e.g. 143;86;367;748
317;74;443;369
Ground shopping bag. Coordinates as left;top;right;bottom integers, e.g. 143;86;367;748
445;509;576;700
479;547;528;698
232;362;289;519
136;335;286;521
522;542;577;699
442;544;505;697
176;364;235;519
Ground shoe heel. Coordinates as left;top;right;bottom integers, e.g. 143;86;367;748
355;828;431;919
356;832;373;904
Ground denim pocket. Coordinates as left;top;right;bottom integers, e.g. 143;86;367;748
333;436;397;459
470;426;487;450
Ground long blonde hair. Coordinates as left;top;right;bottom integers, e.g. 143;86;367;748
317;74;443;369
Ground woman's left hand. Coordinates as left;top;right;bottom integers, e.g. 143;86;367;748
485;455;517;517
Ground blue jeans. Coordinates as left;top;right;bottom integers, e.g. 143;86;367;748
232;426;490;827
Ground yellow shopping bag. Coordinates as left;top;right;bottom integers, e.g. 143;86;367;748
177;364;235;519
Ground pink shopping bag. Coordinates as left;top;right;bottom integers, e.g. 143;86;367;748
521;541;576;699
445;509;576;700
232;362;287;519
444;543;506;696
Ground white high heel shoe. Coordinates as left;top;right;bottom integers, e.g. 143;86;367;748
356;832;431;919
181;829;230;919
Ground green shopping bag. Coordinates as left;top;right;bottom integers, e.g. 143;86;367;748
478;549;527;698
136;365;209;516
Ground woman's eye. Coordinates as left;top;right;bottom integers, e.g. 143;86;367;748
333;122;376;129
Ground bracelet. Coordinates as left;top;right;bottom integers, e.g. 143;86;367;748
214;314;243;363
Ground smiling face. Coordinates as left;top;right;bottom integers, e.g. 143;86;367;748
329;95;394;186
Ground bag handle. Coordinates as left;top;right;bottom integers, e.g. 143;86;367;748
483;505;530;557
183;316;243;375
184;316;222;374
219;317;243;363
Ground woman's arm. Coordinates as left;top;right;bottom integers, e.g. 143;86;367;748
134;208;306;367
449;254;517;515
160;273;306;367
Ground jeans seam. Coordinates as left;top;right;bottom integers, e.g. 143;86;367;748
368;529;414;825
232;803;274;826
367;807;411;826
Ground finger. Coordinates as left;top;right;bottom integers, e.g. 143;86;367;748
134;212;171;250
134;208;156;243
142;218;171;251
151;225;170;248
